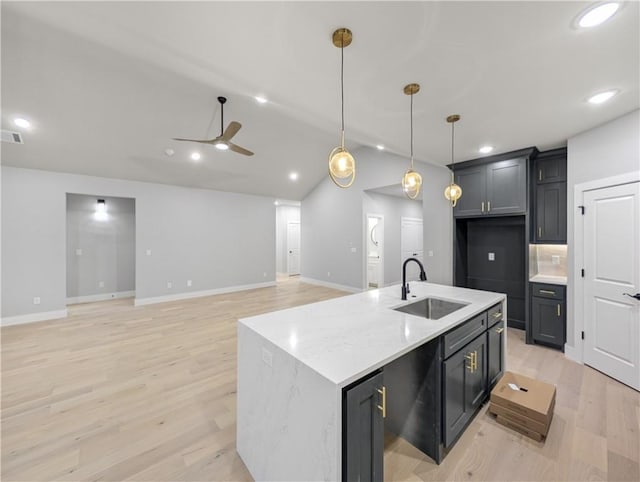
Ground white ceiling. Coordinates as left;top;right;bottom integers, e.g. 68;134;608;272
2;1;638;200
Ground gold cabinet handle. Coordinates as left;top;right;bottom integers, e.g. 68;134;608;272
539;289;556;295
557;304;561;317
465;352;474;372
487;201;491;212
492;311;502;319
377;386;386;418
495;327;505;334
538;227;542;238
481;201;485;213
539;169;542;181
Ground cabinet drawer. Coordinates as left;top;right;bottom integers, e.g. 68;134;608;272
443;312;487;359
531;283;565;300
487;303;504;328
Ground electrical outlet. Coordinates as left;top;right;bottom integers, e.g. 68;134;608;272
33;297;41;305
327;272;331;277
351;247;357;253
428;250;434;257
263;272;267;277
98;281;105;288
146;249;152;256
187;280;192;287
262;348;273;367
75;248;82;256
551;255;560;265
488;252;495;261
167;281;172;289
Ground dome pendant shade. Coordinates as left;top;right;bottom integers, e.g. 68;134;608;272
328;28;355;189
444;182;462;206
329;145;355;188
402;169;422;200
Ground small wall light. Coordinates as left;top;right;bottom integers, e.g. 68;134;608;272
94;199;108;221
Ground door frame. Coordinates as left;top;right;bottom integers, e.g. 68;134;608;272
364;213;384;290
571;170;640;363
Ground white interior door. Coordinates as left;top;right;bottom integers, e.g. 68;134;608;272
366;214;384;289
583;182;640;390
401;217;424;281
286;222;301;276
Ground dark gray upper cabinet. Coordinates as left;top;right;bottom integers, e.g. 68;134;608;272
451;148;535;218
343;371;384;482
533;148;567;243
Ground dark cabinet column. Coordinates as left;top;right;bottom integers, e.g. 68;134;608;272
343;371;384;482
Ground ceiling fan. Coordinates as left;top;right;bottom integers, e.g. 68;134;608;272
173;96;254;156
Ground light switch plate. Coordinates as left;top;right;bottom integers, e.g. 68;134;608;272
488;252;495;261
167;281;172;289
98;281;105;288
33;297;41;305
75;248;82;256
146;249;152;256
187;280;192;287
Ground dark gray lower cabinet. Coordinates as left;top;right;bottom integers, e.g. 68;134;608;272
487;319;505;389
443;333;487;447
531;296;565;349
343;370;384;482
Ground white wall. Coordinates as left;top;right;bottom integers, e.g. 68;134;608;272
301;146;452;290
566;109;640;349
275;204;300;275
66;194;136;300
1;167;276;320
364;192;423;286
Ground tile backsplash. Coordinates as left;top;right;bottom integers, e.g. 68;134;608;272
529;244;568;278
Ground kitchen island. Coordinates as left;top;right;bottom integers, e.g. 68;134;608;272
237;282;506;481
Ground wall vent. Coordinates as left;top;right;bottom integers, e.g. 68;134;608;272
1;130;24;144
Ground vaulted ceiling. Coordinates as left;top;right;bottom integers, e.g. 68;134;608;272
2;1;638;200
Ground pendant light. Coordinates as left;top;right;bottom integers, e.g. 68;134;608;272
328;28;355;188
401;83;422;200
444;114;463;207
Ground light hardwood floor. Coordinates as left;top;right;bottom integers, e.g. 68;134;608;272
2;279;638;481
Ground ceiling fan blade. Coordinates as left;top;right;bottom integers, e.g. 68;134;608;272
228;142;254;156
172;137;220;144
221;121;242;141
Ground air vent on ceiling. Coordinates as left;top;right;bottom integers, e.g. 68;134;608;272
1;130;24;144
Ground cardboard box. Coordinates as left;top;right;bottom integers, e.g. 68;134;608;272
495;415;544;442
489;395;556;435
490;371;556;426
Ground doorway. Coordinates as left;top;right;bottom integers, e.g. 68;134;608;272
275;201;301;280
366;214;384;289
66;194;136;305
581;181;639;390
401;217;424;282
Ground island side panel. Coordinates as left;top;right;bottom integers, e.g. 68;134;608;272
237;323;340;482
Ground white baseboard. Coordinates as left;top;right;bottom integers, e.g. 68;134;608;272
564;343;582;364
1;309;68;327
299;277;361;293
66;290;135;305
134;281;277;307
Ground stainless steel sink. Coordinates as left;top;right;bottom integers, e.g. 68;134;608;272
393;297;468;320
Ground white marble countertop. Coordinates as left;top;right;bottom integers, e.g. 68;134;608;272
529;274;567;285
239;283;505;388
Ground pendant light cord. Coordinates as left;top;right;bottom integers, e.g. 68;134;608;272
451;121;455;181
340;34;345;147
410;92;414;169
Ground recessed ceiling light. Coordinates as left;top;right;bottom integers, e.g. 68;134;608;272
14;117;30;129
165;148;175;157
190;152;201;161
588;90;618;104
289;172;299;181
376;144;385;150
274;200;280;206
578;2;620;28
215;142;229;151
479;145;494;154
254;96;268;104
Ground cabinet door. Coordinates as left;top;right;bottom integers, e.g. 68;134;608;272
531;297;565;349
535;182;567;243
487;320;505;389
453;166;486;217
486;158;527;215
443;335;487;447
344;371;384;482
536;156;566;184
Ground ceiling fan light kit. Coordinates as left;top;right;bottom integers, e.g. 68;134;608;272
444;114;463;207
401;83;423;200
328;27;356;189
172;96;254;156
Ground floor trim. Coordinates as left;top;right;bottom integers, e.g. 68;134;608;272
564;343;582;364
134;281;277;306
1;309;68;327
67;291;135;305
299;277;361;293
